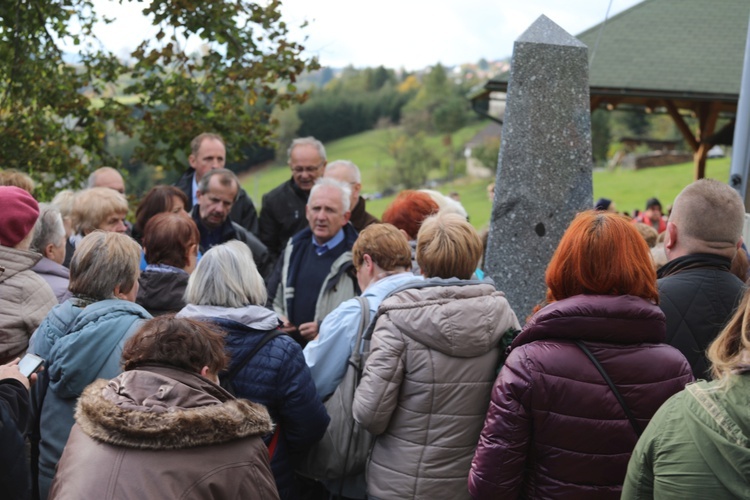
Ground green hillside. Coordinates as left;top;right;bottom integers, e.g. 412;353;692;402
242;126;732;230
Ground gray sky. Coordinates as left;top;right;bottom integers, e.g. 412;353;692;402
93;0;644;70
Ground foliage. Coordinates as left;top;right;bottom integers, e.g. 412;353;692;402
0;0;317;198
401;64;472;135
295;68;414;143
383;131;440;189
591;109;611;165
270;105;302;162
473;137;501;172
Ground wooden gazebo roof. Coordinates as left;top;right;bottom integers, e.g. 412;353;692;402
472;0;750;179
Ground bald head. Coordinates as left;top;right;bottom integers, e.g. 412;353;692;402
325;160;361;211
88;167;125;194
666;179;745;259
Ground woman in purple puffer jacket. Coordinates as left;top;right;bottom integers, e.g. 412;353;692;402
469;211;693;500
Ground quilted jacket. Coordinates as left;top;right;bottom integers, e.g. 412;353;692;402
468;294;693;500
352;279;521;500
657;253;746;379
177;304;329;500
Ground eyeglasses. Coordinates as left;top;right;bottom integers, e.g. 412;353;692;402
291;164;323;174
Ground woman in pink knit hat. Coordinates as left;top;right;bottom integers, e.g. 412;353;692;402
0;186;57;364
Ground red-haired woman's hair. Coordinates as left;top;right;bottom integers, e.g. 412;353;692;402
545;210;658;303
382;190;439;240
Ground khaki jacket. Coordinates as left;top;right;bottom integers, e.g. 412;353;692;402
0;246;56;363
353;280;520;499
49;366;279;500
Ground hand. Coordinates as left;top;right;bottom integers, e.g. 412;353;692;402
278;315;298;334
0;359;30;390
299;322;319;341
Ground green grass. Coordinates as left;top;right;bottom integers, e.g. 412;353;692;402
242;121;489;206
594;158;731;215
242;125;732;230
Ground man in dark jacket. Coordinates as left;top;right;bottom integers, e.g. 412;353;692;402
192;169;270;277
324;160;379;232
658;179;747;379
174;132;260;235
259;137;326;268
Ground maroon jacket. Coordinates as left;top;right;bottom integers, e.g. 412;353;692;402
468;294;693;500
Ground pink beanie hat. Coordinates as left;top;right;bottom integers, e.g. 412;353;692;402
0;186;40;248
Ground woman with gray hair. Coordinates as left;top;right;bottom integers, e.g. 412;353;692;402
177;240;328;500
28;231;152;500
30;204;72;303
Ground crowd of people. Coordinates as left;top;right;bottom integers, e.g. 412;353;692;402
1;132;749;499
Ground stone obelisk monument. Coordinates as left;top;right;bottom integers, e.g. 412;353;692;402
485;15;593;320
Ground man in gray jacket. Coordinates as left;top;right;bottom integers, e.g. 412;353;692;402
270;178;358;347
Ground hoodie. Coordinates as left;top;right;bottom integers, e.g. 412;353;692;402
623;374;750;499
352;278;521;500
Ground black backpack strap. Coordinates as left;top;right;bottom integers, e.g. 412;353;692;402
226;329;283;381
574;340;643;437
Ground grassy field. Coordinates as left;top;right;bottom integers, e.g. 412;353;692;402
242;124;732;230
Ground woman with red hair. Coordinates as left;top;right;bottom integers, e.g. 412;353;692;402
381;190;439;274
469;211;693;499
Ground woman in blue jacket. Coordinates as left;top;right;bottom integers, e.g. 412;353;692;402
178;240;329;500
29;231;152;499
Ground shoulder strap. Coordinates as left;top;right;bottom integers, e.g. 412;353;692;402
226;330;283;381
352;296;370;367
574;340;642;437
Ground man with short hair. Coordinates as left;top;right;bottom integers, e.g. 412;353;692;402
88;167;126;195
633;197;666;233
174;133;260;234
270;178;359;346
658;179;747;379
259;137;327;266
323;160;378;232
192;169;269;276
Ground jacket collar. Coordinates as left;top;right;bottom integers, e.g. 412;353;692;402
657;253;732;279
0;245;42;284
177;303;280;331
514;294;666;348
75;366;273;450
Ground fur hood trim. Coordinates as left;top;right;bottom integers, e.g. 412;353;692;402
76;376;273;450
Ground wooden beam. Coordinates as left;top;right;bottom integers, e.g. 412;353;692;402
590;96;603;111
664;99;699;151
693;102;721;179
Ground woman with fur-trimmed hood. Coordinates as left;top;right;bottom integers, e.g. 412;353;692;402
48;316;279;499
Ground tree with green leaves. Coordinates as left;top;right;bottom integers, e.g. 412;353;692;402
0;0;317;198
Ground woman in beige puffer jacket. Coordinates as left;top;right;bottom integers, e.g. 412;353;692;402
352;213;520;500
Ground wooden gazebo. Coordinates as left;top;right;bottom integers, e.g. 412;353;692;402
471;0;750;179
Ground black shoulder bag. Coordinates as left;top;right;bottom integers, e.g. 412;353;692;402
220;330;283;396
574;340;642;437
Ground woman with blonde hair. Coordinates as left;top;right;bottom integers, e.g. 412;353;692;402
623;288;750;499
353;213;520;499
469;211;693;499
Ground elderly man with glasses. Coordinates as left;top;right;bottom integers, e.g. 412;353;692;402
259;136;327;266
